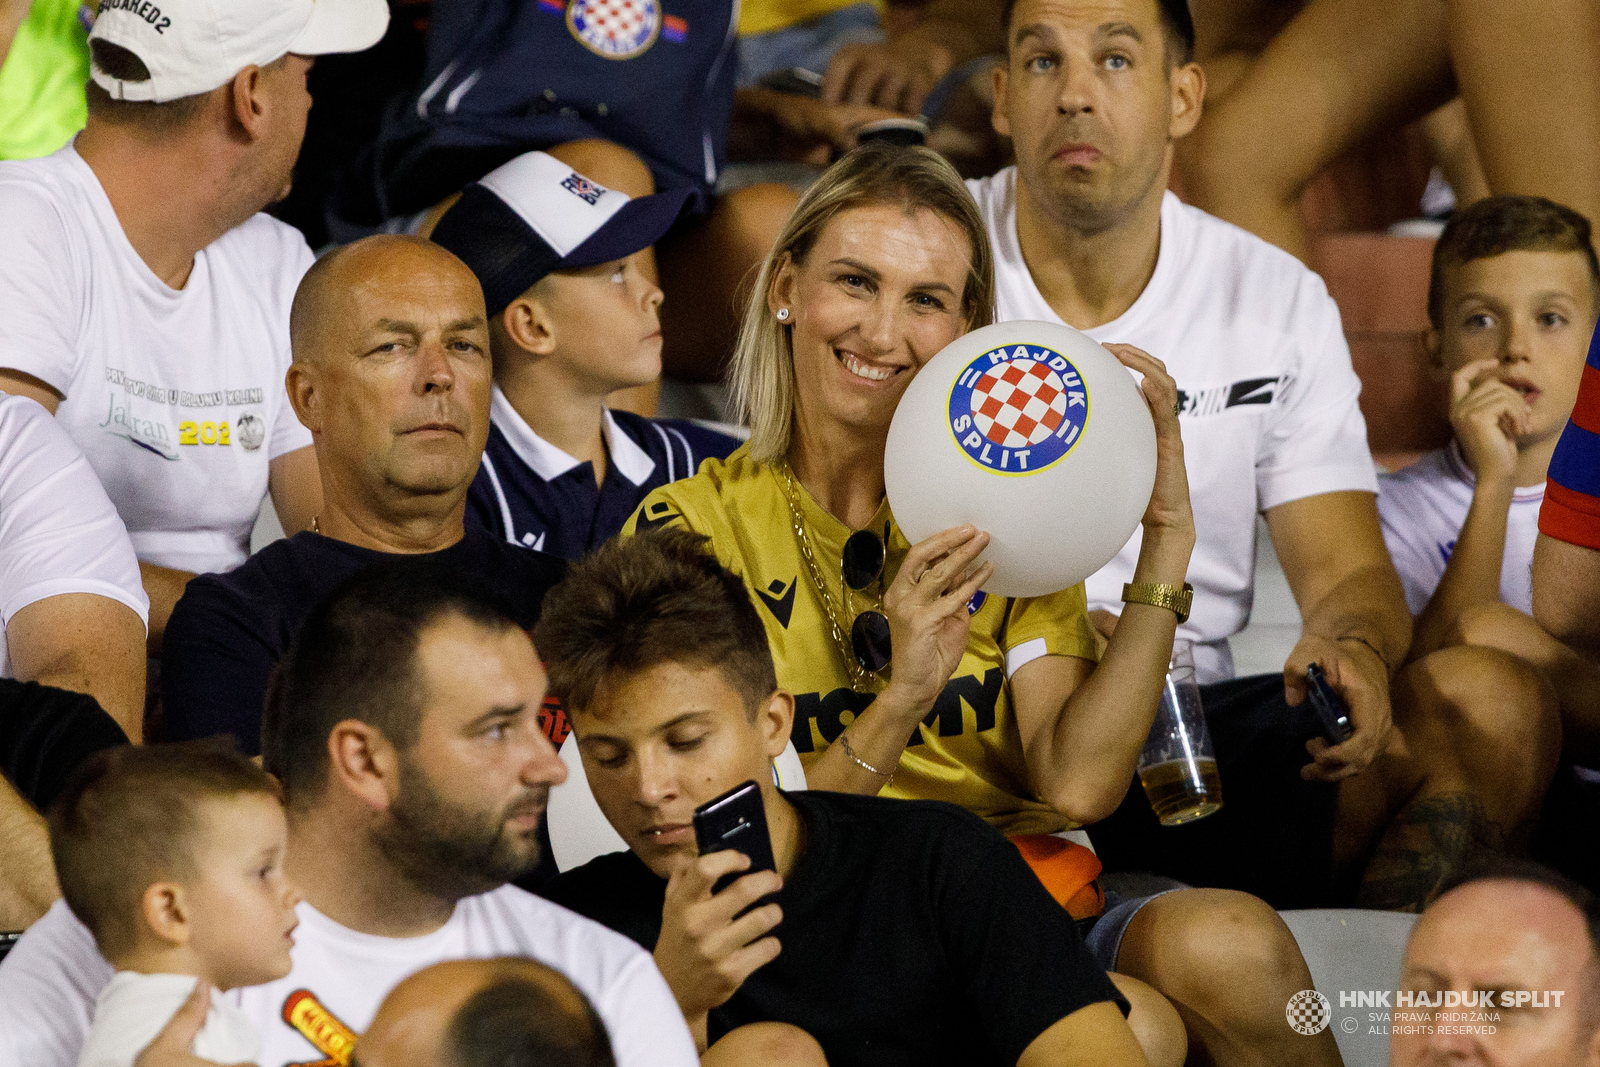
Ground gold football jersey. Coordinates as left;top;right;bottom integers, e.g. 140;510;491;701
623;446;1100;835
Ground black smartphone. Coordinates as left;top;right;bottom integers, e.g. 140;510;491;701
756;66;825;98
693;780;778;897
1304;663;1354;744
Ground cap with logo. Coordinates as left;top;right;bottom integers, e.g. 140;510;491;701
90;0;390;103
429;152;694;318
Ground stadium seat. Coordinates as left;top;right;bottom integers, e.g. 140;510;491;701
1309;233;1450;472
1278;908;1419;1067
546;732;809;872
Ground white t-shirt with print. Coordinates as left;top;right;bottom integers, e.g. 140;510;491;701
0;393;148;676
78;972;258;1067
0;143;314;576
969;169;1379;683
1377;441;1544;616
0;890;697;1067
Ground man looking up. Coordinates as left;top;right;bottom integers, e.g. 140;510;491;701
159;238;566;822
0;0;388;650
0;563;696;1067
971;0;1556;915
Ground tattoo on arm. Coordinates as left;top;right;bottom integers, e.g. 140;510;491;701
1355;792;1510;913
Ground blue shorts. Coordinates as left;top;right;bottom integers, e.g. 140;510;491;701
1082;888;1183;971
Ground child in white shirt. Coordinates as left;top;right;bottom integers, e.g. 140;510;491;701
1378;194;1600;759
47;743;301;1067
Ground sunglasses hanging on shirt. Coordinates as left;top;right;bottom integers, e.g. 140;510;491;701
782;467;893;687
842;529;891;673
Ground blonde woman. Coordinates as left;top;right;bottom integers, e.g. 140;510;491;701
624;143;1340;1067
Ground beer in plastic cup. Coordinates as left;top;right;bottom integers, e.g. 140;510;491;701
1138;641;1223;826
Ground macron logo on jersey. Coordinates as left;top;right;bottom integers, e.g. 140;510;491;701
1176;376;1284;418
755;577;797;628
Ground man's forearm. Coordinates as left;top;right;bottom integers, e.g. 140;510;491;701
1413;480;1514;658
0;775;59;930
1302;563;1412;676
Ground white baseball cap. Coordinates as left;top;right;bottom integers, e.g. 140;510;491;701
430;152;693;317
89;0;390;103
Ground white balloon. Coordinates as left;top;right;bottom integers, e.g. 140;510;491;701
885;320;1156;598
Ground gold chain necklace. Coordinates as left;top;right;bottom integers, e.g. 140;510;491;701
778;463;880;693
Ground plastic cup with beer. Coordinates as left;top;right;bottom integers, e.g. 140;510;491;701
1138;641;1223;826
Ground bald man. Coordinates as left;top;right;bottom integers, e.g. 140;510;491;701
158;237;567;880
353;958;616;1067
1391;863;1600;1067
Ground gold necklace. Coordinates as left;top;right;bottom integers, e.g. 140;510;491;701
779;463;882;693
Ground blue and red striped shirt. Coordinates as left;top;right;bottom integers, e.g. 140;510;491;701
1541;322;1600;549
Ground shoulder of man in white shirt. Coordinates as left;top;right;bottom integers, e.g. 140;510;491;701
0;887;696;1067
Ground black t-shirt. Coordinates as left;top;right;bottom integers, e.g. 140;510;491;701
540;791;1125;1067
160;524;566;753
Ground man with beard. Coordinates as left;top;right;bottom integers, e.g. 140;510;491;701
159;237;567;856
0;563;697;1067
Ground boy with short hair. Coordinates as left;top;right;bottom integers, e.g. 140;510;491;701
48;742;301;1067
533;528;1146;1067
430;153;739;560
1378;194;1600;756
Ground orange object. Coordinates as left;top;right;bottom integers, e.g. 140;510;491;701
1011;834;1105;920
282;988;358;1067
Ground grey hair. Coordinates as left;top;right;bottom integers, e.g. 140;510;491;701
727;143;996;464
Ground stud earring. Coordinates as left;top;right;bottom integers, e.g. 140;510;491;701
776;308;791;322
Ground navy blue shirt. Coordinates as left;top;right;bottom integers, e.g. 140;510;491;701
337;0;738;226
466;392;739;559
161;523;567;753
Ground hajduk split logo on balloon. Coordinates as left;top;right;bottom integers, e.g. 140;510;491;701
947;343;1089;475
886;321;1156;599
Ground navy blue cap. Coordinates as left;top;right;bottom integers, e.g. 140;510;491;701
430;151;692;317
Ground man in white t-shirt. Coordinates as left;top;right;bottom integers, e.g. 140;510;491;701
970;0;1556;916
0;392;148;931
0;563;696;1067
0;0;388;652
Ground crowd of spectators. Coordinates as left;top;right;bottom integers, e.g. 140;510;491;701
0;0;1598;1063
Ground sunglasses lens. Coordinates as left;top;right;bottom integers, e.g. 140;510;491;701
842;530;886;590
851;610;892;673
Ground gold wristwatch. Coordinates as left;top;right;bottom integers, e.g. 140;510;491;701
1121;581;1194;624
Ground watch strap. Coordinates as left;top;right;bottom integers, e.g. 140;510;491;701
1121;581;1194;624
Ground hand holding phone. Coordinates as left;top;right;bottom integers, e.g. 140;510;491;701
694;780;778;896
652;782;783;1020
1304;663;1354;745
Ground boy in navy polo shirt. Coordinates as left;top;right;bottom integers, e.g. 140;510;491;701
432;153;739;559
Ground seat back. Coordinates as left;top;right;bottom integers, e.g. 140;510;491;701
1278;908;1419;1067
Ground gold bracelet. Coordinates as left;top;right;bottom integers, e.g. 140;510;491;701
1121;581;1194;624
839;733;894;784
